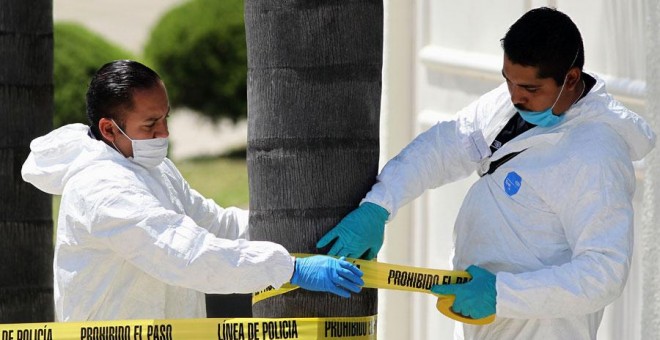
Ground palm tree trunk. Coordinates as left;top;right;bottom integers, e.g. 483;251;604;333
0;0;54;322
245;0;382;318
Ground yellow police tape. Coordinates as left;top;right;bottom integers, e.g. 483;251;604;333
0;256;493;340
0;315;378;340
253;254;495;326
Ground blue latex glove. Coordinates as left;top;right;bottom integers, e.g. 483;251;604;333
316;202;389;260
431;265;497;319
290;255;364;298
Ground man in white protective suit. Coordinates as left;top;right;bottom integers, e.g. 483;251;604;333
22;60;364;321
316;7;656;340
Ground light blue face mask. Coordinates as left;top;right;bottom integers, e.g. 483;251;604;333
517;50;580;127
517;83;566;127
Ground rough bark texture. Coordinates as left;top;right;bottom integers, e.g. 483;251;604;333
0;0;54;322
245;0;382;318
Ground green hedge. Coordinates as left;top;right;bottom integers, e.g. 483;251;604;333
54;22;133;127
144;0;246;122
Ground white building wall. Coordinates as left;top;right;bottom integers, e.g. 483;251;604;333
379;1;653;339
641;0;660;338
378;1;415;339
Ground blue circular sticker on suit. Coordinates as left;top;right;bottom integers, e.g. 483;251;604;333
504;171;522;196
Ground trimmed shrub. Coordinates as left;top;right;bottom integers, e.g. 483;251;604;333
144;0;246;122
54;22;133;127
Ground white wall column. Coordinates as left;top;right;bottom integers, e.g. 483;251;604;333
378;1;415;339
641;0;660;338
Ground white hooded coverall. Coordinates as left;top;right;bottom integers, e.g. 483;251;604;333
22;124;294;321
365;74;656;339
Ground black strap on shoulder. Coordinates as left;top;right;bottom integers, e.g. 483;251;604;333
484;112;534;176
484;149;526;175
490;112;535;154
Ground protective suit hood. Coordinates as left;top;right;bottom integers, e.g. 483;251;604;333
562;74;656;161
22;123;129;195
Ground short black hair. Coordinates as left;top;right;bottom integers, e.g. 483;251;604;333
86;60;161;139
501;7;584;85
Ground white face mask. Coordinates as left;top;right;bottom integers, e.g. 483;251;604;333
111;120;169;168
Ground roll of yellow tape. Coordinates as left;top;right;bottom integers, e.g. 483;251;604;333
435;295;496;325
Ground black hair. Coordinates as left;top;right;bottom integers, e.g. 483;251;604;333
501;7;584;85
86;60;161;139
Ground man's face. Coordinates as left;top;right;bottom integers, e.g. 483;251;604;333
501;54;563;113
113;81;170;158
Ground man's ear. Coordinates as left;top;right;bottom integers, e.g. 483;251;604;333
566;67;582;89
98;118;116;142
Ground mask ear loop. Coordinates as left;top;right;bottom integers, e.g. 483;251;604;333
562;48;580;87
110;119;133;141
566;48;585;107
551;48;581;113
111;141;128;157
110;119;130;158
